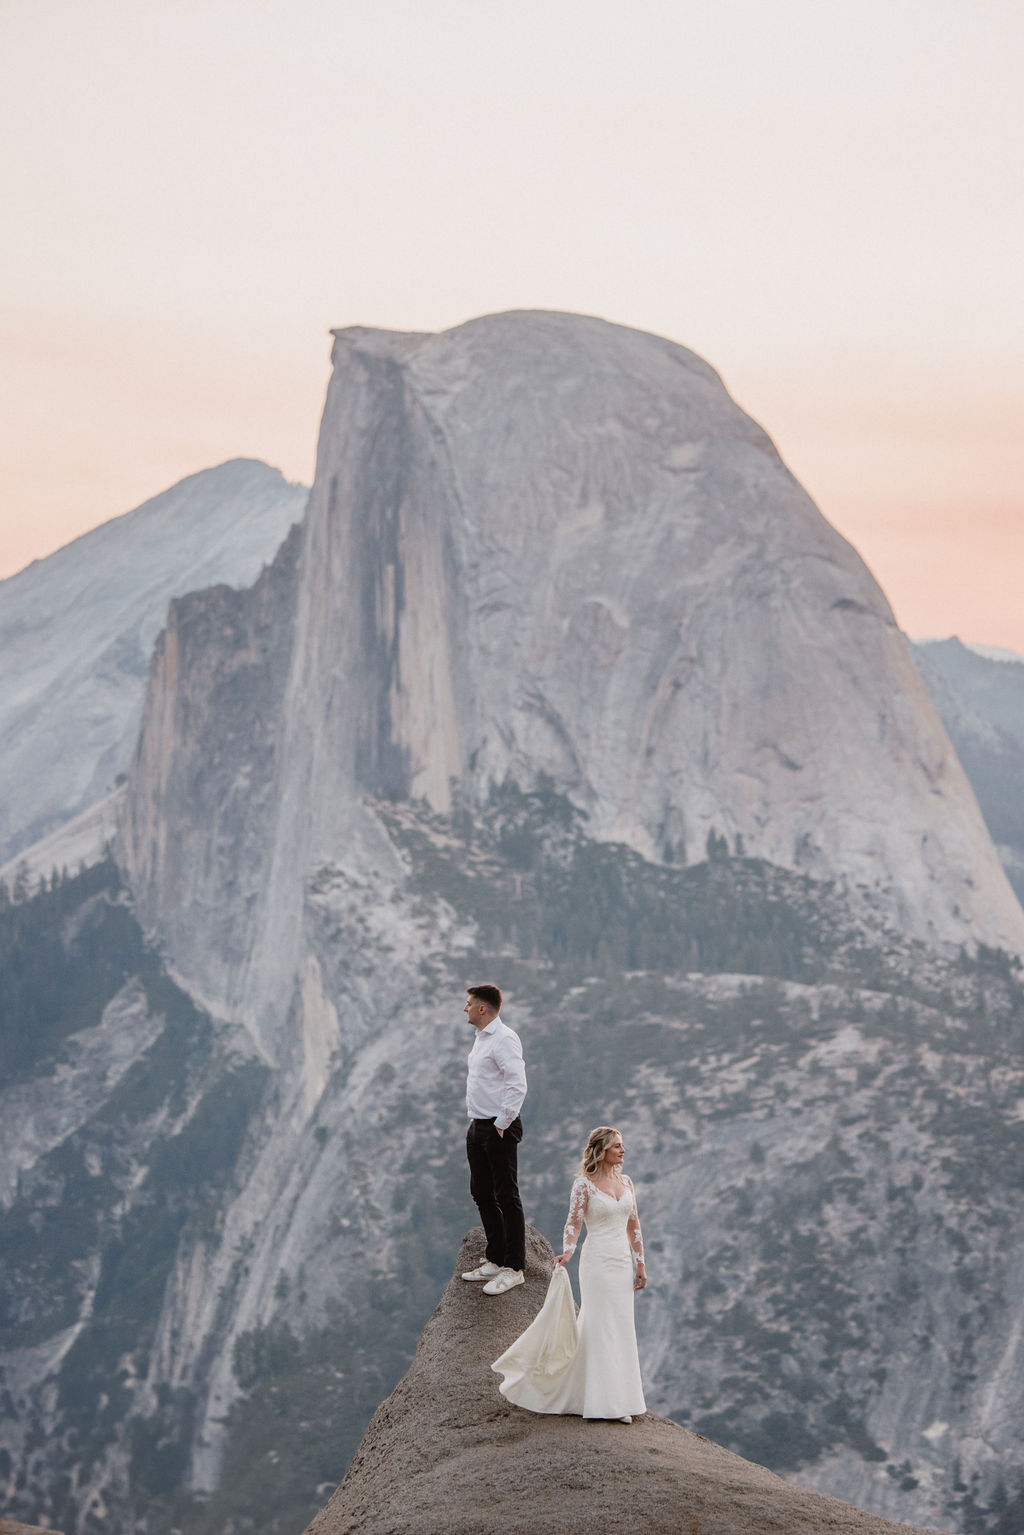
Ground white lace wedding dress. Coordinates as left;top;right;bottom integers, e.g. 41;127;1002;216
492;1174;647;1419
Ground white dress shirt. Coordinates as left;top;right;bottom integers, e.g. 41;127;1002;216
466;1016;527;1131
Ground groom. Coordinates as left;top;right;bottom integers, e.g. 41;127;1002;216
461;983;527;1295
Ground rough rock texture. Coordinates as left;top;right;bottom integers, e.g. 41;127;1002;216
912;640;1024;907
0;457;306;865
0;975;163;1204
97;311;1024;1531
119;315;1023;1073
307;1228;939;1535
7;786;1024;1532
0;1521;67;1535
9;314;1024;1535
0;860;270;1534
120;518;306;1033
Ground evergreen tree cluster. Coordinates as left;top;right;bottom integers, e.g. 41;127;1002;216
0;864;269;1534
0;859;147;1083
4;795;1024;1535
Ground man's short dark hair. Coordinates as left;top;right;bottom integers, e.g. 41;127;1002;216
467;983;503;1013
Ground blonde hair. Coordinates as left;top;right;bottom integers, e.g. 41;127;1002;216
578;1126;622;1178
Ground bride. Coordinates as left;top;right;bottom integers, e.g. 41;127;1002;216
491;1126;647;1422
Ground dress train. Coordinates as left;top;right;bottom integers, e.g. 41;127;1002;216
492;1174;646;1419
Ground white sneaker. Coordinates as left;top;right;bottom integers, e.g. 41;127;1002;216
482;1267;525;1295
461;1260;502;1281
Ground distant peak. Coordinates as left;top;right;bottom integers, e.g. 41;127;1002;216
914;636;1024;667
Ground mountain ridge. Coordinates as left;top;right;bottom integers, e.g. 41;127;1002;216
4;312;1024;1535
912;638;1024;907
0;458;307;865
119;312;1023;1079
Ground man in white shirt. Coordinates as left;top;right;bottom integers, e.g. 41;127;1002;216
461;983;527;1295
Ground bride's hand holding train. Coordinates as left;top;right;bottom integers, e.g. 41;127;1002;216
492;1122;648;1421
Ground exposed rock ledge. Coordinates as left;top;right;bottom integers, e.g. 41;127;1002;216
306;1228;940;1535
0;1521;66;1534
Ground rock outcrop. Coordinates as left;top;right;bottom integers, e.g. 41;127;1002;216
912;639;1024;906
9;314;1024;1534
104;311;1024;1530
0;1520;67;1535
119;314;1023;1073
307;1228;939;1535
0;457;306;865
6;838;1024;1532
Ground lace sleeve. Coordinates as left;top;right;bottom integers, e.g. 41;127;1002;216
561;1177;589;1255
625;1176;645;1263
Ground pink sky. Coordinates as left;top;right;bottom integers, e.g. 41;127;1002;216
2;0;1021;650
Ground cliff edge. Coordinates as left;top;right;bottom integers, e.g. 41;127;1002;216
306;1227;940;1535
0;1522;66;1535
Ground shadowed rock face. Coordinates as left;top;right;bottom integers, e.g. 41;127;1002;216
306;1229;939;1535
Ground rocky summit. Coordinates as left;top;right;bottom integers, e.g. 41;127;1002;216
5;313;1024;1535
308;1228;940;1535
120;315;1022;1066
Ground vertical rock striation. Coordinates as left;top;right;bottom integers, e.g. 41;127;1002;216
0;458;307;865
101;311;1024;1531
121;312;1023;1063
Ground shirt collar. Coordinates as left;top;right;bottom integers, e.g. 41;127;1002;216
479;1015;502;1035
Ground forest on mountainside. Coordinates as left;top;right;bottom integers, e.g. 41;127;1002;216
3;791;1024;1535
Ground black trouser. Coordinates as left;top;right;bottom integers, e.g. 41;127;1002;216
466;1115;525;1272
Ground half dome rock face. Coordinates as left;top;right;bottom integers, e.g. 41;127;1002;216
120;311;1023;1051
291;313;1023;951
306;1229;939;1535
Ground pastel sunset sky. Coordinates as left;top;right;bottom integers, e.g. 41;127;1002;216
2;0;1021;648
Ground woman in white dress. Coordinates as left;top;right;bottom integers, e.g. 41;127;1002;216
491;1126;647;1422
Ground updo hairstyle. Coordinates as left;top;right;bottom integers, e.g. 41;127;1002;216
578;1126;621;1178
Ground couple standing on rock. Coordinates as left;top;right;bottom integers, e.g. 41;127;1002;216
461;983;648;1424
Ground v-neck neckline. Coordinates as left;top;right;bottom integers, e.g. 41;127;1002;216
585;1174;628;1204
